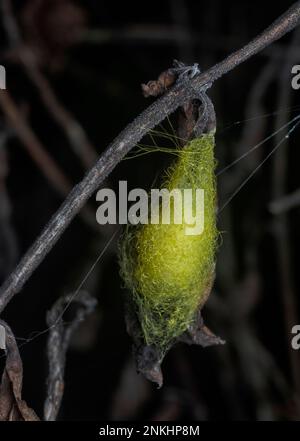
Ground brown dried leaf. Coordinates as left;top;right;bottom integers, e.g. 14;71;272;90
141;69;176;98
0;321;39;421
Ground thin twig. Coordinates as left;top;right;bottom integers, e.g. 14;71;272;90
0;2;300;313
269;188;300;213
44;290;97;421
20;54;99;169
81;26;300;62
0;91;99;229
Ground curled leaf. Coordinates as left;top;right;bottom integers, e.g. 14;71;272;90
0;320;39;421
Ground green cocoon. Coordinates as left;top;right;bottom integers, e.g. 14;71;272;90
119;133;218;353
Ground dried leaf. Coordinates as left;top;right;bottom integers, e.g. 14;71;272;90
141;69;176;98
0;320;39;421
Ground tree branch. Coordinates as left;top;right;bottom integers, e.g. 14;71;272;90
0;2;300;313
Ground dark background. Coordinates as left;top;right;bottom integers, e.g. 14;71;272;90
0;0;300;421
